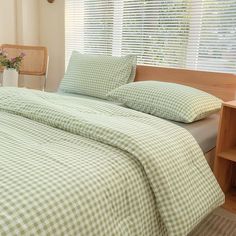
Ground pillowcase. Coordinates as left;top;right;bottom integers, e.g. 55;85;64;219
107;81;222;123
60;51;137;99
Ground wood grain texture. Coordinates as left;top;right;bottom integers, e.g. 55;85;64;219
214;102;236;212
135;65;236;101
219;148;236;162
224;188;236;213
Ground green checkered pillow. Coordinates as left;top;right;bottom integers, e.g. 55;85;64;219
107;81;222;123
60;51;137;99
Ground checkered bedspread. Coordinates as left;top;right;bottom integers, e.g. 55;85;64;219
0;88;224;236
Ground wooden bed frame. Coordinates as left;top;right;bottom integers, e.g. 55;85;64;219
135;65;236;102
135;65;236;168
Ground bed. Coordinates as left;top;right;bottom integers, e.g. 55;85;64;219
135;65;236;170
1;64;236;236
60;92;219;154
60;91;219;171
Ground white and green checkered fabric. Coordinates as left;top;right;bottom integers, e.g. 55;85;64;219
60;51;137;99
108;81;222;123
0;88;224;236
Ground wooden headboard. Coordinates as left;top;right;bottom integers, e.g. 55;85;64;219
135;65;236;101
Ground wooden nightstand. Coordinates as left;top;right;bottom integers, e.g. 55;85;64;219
214;101;236;213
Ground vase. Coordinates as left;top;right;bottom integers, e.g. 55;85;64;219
2;68;19;87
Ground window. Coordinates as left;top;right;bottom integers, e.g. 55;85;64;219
65;0;236;73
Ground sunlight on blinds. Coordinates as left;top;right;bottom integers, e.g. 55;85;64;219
65;0;236;73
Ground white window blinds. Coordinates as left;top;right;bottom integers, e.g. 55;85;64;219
65;0;236;73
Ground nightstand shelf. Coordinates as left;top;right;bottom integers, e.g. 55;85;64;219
218;147;236;162
214;101;236;213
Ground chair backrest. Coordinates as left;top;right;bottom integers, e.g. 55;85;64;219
0;44;48;76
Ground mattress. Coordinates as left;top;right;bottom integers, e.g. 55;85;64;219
59;92;219;153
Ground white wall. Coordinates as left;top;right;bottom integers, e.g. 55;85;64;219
0;0;65;91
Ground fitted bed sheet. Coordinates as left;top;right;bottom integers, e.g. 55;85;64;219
172;114;219;153
59;92;219;153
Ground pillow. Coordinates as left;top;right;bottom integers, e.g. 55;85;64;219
60;51;137;99
107;81;222;123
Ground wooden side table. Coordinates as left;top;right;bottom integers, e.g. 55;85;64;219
214;101;236;213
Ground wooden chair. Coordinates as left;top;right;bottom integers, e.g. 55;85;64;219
0;44;49;90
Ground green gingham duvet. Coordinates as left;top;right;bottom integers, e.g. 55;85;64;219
0;88;224;236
